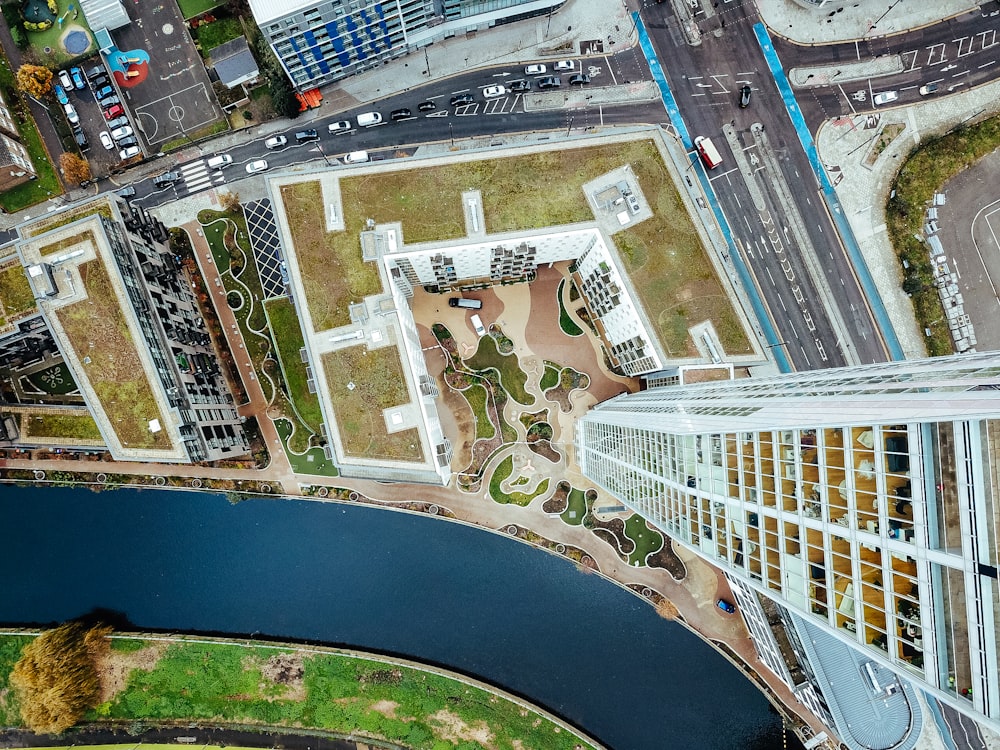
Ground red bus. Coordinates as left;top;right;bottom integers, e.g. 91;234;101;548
694;136;722;169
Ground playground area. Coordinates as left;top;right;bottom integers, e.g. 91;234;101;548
19;0;94;62
106;47;150;87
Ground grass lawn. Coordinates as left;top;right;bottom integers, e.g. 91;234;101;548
56;259;172;450
459;382;495;440
274;418;339;477
21;411;102;441
19;0;97;64
624;514;663;566
0;263;36;318
279;180;383;331
321;343;422;461
23;363;78;394
265;297;323;432
0;99;61;212
177;0;221;19
0;634;597;750
489;454;550;506
557;278;583;336
194;17;243;54
200;215;232;270
465;335;533;406
539;363;560;391
561;487;588;525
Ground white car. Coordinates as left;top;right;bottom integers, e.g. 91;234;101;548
110;125;133;141
99;131;114;150
119;146;140;159
328;120;352;133
245;159;269;174
63;103;79;124
554;60;575;71
264;135;287;149
873;91;898;106
483;85;507;99
524;64;546;75
58;69;73;89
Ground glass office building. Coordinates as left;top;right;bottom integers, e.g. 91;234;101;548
576;353;1000;730
249;0;562;91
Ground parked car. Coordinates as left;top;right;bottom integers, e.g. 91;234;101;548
99;95;120;109
99;131;114;150
53;84;68;106
568;73;590;85
245;159;268;174
58;69;73;89
105;115;129;130
86;65;106;81
554;60;575;71
264;135;287;149
417;101;436;112
482;85;506;99
873;90;898;106
508;79;530;93
716;599;736;614
524;63;546;75
390;108;412;121
739;84;751;108
104;104;124;120
919;83;939;96
63;103;79;125
449;93;474;106
88;74;109;90
537;76;561;89
119;145;140;160
74;128;89;151
94;85;114;100
70;67;85;89
110;125;133;141
294;128;318;143
327;120;351;133
116;135;138;149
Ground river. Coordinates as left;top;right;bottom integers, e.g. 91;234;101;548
0;484;800;750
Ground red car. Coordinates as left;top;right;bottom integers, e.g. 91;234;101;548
104;104;124;120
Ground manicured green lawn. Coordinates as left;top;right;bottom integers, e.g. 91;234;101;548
0;95;62;211
265;297;322;433
274;418;338;477
460;382;495;440
177;0;221;20
557;278;583;336
561;487;588;525
465;335;533;406
21;0;96;64
540;363;560;391
489;454;550;506
624;514;663;566
194;17;243;54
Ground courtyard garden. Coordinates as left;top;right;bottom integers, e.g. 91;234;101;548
20;409;101;441
0;261;35;327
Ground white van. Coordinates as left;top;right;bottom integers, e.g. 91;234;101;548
207;154;232;168
357;112;382;127
343;150;369;164
471;314;486;337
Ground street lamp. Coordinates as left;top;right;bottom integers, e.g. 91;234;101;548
424;47;430;76
566;116;574;137
449;121;454;147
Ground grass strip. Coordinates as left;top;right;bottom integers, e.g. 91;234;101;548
489;455;550;506
21;412;102;441
265;297;322;433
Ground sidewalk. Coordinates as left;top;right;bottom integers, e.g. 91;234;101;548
755;0;979;45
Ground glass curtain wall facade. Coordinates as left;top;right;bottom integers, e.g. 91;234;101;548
576;353;1000;731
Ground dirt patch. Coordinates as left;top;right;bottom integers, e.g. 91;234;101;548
94;640;170;703
257;651;308;702
647;538;687;580
369;699;415;723
429;708;494;747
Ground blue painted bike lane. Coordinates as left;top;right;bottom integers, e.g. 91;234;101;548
635;12;791;372
752;22;904;361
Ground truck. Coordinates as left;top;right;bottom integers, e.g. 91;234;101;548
694;136;722;169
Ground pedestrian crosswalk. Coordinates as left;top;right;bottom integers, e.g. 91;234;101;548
179;159;227;194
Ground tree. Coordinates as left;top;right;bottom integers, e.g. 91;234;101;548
655;598;680;621
15;64;52;98
59;152;91;184
218;190;241;213
10;621;110;734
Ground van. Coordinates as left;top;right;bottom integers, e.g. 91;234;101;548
343;150;369;164
357;111;382;127
448;297;482;309
207;154;233;168
470;314;486;337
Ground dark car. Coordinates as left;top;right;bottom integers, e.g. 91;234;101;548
449;93;474;106
739;85;751;108
73;128;89;151
89;76;110;91
537;76;561;89
508;79;530;93
390;108;412;121
153;171;180;188
116;135;138;149
294;129;318;143
568;73;590;85
86;65;106;81
417;100;436;112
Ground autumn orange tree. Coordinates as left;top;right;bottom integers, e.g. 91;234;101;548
15;64;52;98
59;152;91;185
10;621;110;733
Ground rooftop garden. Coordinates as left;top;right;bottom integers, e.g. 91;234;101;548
20;410;102;441
36;228;96;257
278;180;382;331
54;259;172;451
320;343;422;461
0;262;35;320
23;200;113;238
